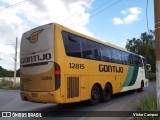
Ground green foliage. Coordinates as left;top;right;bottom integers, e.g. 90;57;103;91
139;92;157;111
0;66;20;89
0;79;13;88
0;79;20;89
132;93;159;120
148;72;156;81
16;68;20;77
0;66;20;77
125;30;156;72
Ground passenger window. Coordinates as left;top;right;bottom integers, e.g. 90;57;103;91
121;52;129;65
62;31;82;58
133;56;143;67
111;48;118;63
138;57;143;67
82;39;100;60
116;50;122;64
99;44;111;62
128;54;133;65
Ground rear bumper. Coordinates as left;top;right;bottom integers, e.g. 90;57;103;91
20;89;64;104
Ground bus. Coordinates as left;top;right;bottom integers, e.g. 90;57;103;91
20;23;150;105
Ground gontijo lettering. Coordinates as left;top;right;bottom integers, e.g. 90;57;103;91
21;53;51;64
99;64;123;73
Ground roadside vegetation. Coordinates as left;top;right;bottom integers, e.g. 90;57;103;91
148;72;156;81
126;31;158;119
0;78;20;90
125;30;155;73
132;92;159;120
139;92;157;111
0;66;20;90
0;66;20;77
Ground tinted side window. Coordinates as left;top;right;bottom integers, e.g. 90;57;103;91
143;58;149;78
128;54;133;65
133;55;143;67
111;48;119;63
99;44;111;62
116;50;122;64
121;52;129;65
82;39;100;60
62;31;82;58
138;57;143;67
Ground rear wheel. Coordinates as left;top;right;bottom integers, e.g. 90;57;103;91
101;84;112;102
88;85;100;105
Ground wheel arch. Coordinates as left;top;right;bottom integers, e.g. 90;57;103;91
92;82;103;93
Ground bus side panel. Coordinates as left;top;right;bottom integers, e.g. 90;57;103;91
121;65;146;92
55;24;134;103
80;76;89;101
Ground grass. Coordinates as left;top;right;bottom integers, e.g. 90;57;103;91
139;92;157;111
0;79;20;90
132;92;160;120
132;117;159;120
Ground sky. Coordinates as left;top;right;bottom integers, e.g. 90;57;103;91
0;0;154;70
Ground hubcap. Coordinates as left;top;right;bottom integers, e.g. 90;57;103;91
92;90;98;100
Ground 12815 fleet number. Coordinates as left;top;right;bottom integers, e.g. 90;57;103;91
69;63;85;69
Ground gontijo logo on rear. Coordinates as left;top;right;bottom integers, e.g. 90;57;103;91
21;29;52;66
27;29;44;43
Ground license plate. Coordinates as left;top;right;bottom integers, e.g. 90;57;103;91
32;93;38;97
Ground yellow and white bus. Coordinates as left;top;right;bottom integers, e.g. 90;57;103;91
20;23;150;105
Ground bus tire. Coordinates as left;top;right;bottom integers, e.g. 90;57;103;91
88;85;100;105
101;84;112;102
138;81;144;92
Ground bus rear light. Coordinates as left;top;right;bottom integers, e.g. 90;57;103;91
55;70;60;76
54;62;61;90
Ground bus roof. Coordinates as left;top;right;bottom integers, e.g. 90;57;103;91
54;23;139;56
23;22;140;57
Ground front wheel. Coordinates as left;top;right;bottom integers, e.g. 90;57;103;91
88;85;100;105
101;84;112;102
138;81;144;92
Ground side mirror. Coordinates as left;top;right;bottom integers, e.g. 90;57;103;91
146;64;151;71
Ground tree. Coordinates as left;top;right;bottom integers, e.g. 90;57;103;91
0;66;20;77
0;66;14;77
16;68;20;77
125;30;156;72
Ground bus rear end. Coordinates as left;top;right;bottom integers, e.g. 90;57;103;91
20;23;62;103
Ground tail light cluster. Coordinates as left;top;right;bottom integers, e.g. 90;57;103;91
54;62;61;90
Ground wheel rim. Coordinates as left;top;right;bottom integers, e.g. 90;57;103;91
92;88;98;100
104;86;111;98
